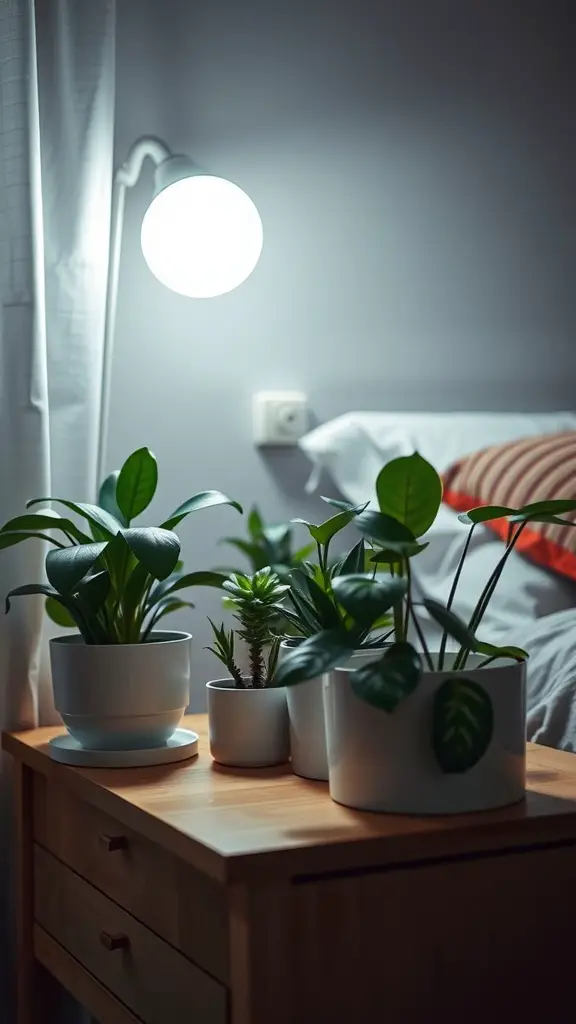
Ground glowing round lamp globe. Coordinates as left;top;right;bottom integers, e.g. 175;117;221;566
140;175;263;298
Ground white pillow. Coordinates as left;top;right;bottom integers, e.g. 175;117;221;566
300;411;576;624
300;411;576;504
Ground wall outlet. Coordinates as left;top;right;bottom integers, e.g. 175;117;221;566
253;390;308;447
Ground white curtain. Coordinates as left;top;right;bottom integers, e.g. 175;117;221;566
0;0;115;1017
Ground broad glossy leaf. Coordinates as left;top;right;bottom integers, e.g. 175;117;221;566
332;574;407;628
355;511;417;553
293;504;368;547
161;491;242;531
122;527;180;581
46;543;108;594
339;539;366;576
351;642;422;711
45;596;77;628
6;586;86;639
432;677;494;772
376;453;442;537
98;471;129;527
273;629;355;687
116;447;158;522
423;598;477;651
1;513;90;544
458;505;517;526
147;570;229;609
27;498;121;539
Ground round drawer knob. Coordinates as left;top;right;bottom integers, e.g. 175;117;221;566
98;833;128;852
100;931;130;952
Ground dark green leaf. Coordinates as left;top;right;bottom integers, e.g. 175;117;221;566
311;505;368;545
510;513;576;527
475;641;529;662
423;598;477;651
98;471;129;527
339;539;366;576
355;511;417;553
458;505;517;526
122;527;180;581
351;643;422;711
518;499;576;516
6;586;89;640
273;629;355;687
332;574;407;628
1;514;91;544
161;491;242;531
116;447;158;522
300;574;341;629
45;596;77;628
286;586;322;635
432;677;494;772
376;452;442;537
75;570;111;615
370;542;429;563
26;499;121;539
46;543;108;594
147;570;229;609
247;506;264;539
0;531;64;551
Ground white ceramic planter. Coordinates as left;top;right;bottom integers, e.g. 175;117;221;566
282;641;382;781
206;679;289;767
323;654;526;814
50;631;191;751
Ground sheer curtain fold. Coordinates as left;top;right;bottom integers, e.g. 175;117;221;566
0;1;115;1017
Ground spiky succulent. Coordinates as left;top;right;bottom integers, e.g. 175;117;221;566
207;568;289;688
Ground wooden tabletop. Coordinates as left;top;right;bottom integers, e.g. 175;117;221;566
5;715;576;883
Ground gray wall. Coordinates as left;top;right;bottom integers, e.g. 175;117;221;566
112;0;576;700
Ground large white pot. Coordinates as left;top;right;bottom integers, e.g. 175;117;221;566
206;679;289;767
324;654;526;814
282;641;381;782
50;631;191;751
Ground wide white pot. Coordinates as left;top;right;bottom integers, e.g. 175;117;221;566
206;679;289;767
50;631;191;751
324;654;526;814
282;641;381;782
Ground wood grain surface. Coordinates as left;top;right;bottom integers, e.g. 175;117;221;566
5;716;576;883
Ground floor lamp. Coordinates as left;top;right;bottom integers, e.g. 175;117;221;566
96;136;263;486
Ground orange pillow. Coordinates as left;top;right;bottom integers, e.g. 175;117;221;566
442;431;576;581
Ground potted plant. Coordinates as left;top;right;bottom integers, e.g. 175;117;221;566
0;446;241;751
276;452;576;813
281;500;391;781
206;568;290;767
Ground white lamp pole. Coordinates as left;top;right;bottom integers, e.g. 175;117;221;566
96;136;263;487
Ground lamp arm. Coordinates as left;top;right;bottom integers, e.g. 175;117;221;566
96;137;173;491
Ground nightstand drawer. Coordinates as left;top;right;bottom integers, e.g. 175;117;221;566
34;845;227;1024
33;774;229;981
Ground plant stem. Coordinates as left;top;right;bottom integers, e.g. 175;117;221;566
437;524;475;671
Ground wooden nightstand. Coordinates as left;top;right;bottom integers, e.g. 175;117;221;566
4;715;576;1024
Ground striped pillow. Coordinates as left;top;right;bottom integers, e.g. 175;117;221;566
442;432;576;581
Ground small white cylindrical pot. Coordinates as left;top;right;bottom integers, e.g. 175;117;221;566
50;631;191;751
206;679;289;767
324;654;526;814
282;641;381;781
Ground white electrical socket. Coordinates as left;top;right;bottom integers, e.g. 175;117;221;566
253;390;308;447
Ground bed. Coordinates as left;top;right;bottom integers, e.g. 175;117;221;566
299;411;576;751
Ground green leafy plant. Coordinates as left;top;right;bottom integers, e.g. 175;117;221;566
207;568;289;688
219;505;314;581
276;451;576;773
1;447;242;644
